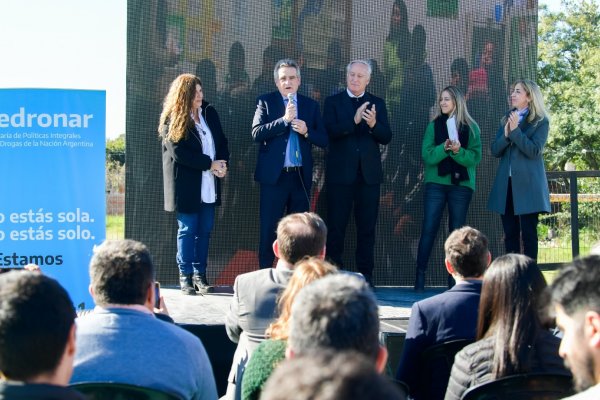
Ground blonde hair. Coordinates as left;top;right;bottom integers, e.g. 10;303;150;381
266;257;338;340
158;73;202;143
502;79;549;125
434;85;479;133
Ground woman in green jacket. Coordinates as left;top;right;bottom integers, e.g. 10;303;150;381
414;86;481;291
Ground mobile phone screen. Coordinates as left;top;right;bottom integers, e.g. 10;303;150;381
154;282;161;308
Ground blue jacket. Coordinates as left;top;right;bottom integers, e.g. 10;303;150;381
488;115;551;215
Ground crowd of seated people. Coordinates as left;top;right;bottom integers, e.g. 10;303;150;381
3;215;600;400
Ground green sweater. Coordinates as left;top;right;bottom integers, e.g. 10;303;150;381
421;120;481;191
241;339;287;400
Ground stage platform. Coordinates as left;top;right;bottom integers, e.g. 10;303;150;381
162;285;446;394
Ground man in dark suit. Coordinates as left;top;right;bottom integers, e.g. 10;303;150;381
323;59;392;285
395;226;490;400
252;59;328;269
224;212;327;399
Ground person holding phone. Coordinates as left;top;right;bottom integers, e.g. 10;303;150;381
488;79;550;262
414;86;481;291
159;73;229;295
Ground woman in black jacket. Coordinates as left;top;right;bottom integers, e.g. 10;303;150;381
159;73;229;295
445;254;570;399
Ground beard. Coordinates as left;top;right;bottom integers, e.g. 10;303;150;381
566;352;596;392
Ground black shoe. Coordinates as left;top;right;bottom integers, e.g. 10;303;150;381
414;270;425;292
179;274;196;296
193;272;214;294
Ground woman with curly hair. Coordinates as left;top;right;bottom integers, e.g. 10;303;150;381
159;73;229;295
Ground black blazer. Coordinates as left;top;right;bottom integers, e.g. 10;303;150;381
323;91;392;185
251;91;327;189
161;101;230;212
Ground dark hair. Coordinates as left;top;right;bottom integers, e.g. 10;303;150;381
0;271;75;381
477;254;547;378
409;24;427;68
196;59;217;102
276;212;327;264
444;226;489;278
550;255;600;316
289;274;380;361
261;350;405;400
450;57;469;96
89;239;154;306
228;41;246;73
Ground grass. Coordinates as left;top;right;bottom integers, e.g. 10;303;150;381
106;215;124;239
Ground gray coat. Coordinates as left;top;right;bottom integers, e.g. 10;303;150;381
224;266;293;399
487;116;551;215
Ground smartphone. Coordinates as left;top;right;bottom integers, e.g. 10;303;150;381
154;282;161;309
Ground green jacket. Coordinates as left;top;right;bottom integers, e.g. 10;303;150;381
421;120;481;191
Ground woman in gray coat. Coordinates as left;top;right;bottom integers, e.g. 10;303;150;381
487;79;550;261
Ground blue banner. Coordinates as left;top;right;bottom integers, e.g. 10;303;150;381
0;89;106;309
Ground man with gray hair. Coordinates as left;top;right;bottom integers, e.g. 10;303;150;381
71;239;217;400
286;274;388;372
252;58;328;269
323;59;392;286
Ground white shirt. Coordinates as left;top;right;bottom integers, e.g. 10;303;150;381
194;109;216;203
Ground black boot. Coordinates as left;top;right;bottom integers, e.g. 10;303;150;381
193;272;213;294
179;273;196;296
414;270;425;292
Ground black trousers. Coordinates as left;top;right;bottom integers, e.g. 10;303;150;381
326;174;380;278
501;179;540;261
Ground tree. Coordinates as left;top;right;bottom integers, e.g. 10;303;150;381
538;0;600;170
106;134;125;193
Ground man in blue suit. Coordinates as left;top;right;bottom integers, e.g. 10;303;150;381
252;59;328;269
396;226;490;400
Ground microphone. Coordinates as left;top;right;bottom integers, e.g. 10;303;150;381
287;93;295;104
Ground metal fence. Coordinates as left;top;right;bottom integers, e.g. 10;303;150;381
539;171;600;269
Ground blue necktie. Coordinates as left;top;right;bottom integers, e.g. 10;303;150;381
286;98;302;165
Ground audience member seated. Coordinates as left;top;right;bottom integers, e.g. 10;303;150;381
549;254;600;399
70;239;217;400
286;274;388;372
0;271;85;400
240;257;338;400
396;226;490;399
224;212;327;399
261;350;406;400
445;254;570;400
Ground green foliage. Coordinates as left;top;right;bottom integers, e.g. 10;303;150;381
106;134;125;193
106;134;125;164
538;0;600;170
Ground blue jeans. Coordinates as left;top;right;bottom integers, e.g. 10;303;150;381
176;203;215;275
416;183;473;272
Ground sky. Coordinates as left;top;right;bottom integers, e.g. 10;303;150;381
0;0;126;139
0;0;561;140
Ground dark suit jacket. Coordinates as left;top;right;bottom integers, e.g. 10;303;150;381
323;90;392;185
396;280;482;399
252;91;327;189
161;101;230;212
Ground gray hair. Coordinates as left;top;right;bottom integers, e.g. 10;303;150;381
346;59;372;77
288;274;380;361
273;58;301;82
